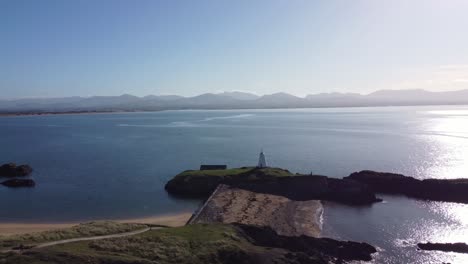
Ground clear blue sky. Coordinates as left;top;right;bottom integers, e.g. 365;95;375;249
1;0;468;98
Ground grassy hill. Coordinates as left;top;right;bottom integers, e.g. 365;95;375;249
0;223;376;264
165;167;295;197
0;221;147;251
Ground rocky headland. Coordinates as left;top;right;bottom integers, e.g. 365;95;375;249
346;170;468;204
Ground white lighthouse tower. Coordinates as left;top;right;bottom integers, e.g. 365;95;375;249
257;150;267;168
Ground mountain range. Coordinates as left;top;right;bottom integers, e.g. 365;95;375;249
1;89;468;114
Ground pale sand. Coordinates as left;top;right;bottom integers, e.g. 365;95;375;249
0;212;192;236
190;185;322;237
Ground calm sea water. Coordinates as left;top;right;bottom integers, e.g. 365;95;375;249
1;106;468;263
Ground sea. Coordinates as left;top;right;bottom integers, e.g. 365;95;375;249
1;105;468;263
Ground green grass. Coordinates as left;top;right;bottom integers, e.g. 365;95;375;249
0;224;331;264
0;224;254;264
0;221;147;250
177;167;255;177
176;167;294;178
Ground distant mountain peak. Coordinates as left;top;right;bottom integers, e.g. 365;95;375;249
217;91;259;100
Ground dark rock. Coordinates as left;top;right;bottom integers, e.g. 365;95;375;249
1;179;36;187
236;223;377;262
418;242;468;253
346;170;468;203
0;163;33;177
230;176;380;205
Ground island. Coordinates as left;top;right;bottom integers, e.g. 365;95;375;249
0;165;380;263
165;167;380;205
6;166;468;263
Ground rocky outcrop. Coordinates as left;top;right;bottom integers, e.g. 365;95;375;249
236;224;377;262
230;176;380;205
417;242;468;253
1;179;36;187
0;163;33;177
346;170;468;203
166;168;380;205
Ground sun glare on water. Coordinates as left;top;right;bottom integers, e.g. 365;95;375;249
421;109;468;179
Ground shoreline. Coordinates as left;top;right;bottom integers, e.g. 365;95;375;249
0;212;193;236
1;104;468;118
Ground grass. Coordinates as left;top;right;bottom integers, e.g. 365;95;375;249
0;224;256;264
177;167;255;177
176;167;294;178
0;221;147;250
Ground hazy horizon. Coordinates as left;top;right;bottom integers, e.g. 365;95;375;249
2;88;468;101
2;0;468;98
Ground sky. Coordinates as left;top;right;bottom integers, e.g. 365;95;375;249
1;0;468;98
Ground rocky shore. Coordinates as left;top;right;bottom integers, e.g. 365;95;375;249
237;224;377;262
346;170;468;203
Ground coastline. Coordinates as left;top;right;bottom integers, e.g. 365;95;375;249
2;104;468;118
0;212;192;236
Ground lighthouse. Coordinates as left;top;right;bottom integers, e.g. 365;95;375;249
257;150;267;168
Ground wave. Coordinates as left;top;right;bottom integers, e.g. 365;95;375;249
166;114;254;127
200;114;254;122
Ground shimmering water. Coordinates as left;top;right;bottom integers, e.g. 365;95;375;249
1;105;468;263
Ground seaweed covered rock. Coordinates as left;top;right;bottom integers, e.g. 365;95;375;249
1;179;36;187
417;242;468;253
0;163;33;177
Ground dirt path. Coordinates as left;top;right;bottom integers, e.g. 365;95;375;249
2;227;156;253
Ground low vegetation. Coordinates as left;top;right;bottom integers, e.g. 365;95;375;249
176;167;293;178
165;167;295;196
0;223;376;264
0;221;147;250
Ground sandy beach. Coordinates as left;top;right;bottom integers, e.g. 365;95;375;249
0;212;192;236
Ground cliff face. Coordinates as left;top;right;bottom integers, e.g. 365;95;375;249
346;170;468;203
